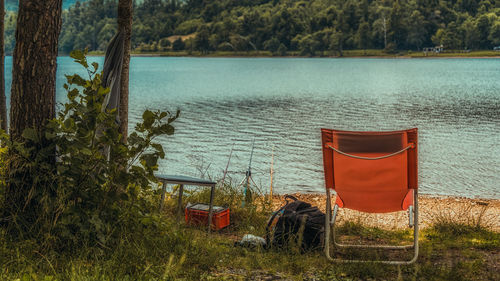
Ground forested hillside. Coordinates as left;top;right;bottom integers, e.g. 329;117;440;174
4;0;500;55
5;0;86;11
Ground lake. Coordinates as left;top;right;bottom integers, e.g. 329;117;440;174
4;57;500;199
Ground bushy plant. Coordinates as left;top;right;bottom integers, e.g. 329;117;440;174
0;50;179;251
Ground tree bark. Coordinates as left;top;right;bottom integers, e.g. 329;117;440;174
118;0;132;142
9;0;63;140
0;0;6;132
3;0;62;233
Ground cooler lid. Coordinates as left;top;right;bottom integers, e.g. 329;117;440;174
186;203;226;212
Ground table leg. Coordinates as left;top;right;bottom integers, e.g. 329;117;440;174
159;180;167;211
178;184;184;215
207;184;215;232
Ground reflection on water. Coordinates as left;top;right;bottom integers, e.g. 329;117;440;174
7;57;500;198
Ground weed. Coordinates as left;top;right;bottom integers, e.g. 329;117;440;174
1;188;499;280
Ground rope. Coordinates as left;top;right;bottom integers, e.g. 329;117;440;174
327;143;413;160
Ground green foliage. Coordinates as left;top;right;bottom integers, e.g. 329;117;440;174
296;34;321;56
488;20;500;45
28;0;498;56
0;50;179;252
264;37;280;54
277;43;288;56
425;222;500;250
355;21;371;52
194;26;211;53
172;37;185;51
1;215;498;280
174;18;205;35
5;0;84;11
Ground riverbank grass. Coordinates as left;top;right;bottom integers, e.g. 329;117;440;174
1;185;499;280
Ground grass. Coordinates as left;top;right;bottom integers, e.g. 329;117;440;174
1;184;499;280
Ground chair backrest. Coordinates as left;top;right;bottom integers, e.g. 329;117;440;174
321;128;418;213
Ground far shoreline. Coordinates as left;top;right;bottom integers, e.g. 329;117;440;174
82;49;500;59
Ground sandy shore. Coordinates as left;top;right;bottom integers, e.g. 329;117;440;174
269;193;500;231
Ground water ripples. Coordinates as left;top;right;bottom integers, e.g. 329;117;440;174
51;57;500;198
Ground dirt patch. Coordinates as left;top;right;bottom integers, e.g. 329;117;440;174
166;33;196;42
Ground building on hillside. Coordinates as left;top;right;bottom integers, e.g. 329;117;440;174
423;45;444;55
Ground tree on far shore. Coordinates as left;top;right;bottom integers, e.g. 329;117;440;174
172;37;185;50
356;21;370;55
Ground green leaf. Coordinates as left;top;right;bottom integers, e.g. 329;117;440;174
66;74;86;87
63;118;75;129
98;86;110;97
141;154;158;167
168;109;180;123
21;128;38;142
151;143;165;158
80;148;92;155
68;88;79;100
142;110;155;128
70;49;84;61
160;124;175;135
57;165;69;174
70;49;88;68
45;131;56;140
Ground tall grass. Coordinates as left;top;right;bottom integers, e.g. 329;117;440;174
428;200;495;231
1;183;499;280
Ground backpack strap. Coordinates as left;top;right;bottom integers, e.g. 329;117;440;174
266;194;298;230
265;195;298;248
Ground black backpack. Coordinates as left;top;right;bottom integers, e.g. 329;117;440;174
265;195;325;251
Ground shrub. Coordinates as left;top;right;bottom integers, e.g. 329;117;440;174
0;50;179;252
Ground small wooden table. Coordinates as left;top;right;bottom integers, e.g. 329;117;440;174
156;174;217;232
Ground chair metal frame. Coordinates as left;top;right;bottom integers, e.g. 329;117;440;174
324;189;419;264
322;129;419;264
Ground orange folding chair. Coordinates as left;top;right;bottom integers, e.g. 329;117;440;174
321;128;418;264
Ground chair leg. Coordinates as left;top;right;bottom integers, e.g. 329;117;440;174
324;188;333;260
325;191;419;264
409;191;419;264
409;205;414;227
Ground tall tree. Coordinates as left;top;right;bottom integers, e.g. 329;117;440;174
356;21;370;55
407;10;427;50
476;15;491;48
9;0;63;140
0;0;6;132
389;0;407;49
488;22;500;47
4;0;62;233
118;0;132;142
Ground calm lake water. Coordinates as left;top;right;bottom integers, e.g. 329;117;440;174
5;57;500;199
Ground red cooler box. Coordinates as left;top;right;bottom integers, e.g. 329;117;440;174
185;203;230;230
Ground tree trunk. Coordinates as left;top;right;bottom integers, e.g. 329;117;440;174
0;0;6;132
118;0;132;142
9;0;63;140
3;0;62;233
